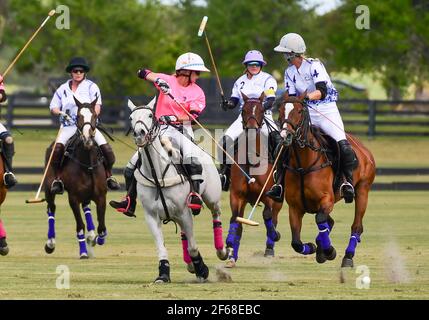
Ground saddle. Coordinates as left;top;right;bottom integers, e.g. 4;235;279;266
61;133;104;170
311;126;359;194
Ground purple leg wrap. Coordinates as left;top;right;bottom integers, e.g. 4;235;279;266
47;211;55;239
345;232;361;256
264;218;277;242
317;222;331;250
97;231;107;245
83;206;95;232
77;231;87;255
266;237;275;248
301;243;313;255
226;222;240;261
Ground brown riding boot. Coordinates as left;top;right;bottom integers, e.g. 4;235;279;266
50;144;65;194
99;144;120;190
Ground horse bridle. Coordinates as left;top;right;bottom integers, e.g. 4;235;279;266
241;98;264;129
130;106;160;146
281;102;311;148
77;110;97;139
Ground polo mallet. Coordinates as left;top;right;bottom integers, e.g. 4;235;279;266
236;144;285;226
197;16;225;101
167;92;255;184
2;10;56;78
25;127;62;204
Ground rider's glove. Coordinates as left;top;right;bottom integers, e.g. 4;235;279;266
159;115;178;124
154;78;171;94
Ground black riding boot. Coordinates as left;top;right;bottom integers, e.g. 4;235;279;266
266;131;285;203
338;139;356;203
109;167;137;217
185;158;203;216
218;136;234;191
50;144;65;194
99;144;120;190
2;140;17;189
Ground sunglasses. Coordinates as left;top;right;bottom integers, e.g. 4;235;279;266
72;69;85;74
193;71;201;75
247;63;262;67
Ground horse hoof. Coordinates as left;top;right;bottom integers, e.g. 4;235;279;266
316;243;327;264
196;276;209;283
0;246;9;256
80;253;89;259
44;244;55;254
225;258;236;268
264;247;274;257
154;274;171;284
195;264;209;280
307;242;317;254
274;231;281;242
187;263;195;274
216;248;228;261
341;257;354;268
325;246;337;261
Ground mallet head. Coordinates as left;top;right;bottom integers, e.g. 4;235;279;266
198;16;208;37
48;9;56;17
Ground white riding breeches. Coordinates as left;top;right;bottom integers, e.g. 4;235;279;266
224;111;278;141
57;126;107;146
308;102;346;142
0;123;7;134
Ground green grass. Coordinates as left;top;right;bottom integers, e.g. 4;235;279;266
0;191;428;299
1;130;428;299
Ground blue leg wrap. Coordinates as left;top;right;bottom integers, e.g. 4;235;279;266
345;232;361;256
226;222;240;261
47;211;55;239
83;206;95;232
97;231;107;245
317;222;331;250
77;231;87;255
264;218;277;242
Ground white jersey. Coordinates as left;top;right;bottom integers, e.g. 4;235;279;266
284;58;338;108
231;71;277;109
50;79;102;127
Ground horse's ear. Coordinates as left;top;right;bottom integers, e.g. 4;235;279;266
128;99;137;111
241;91;249;102
73;96;83;109
90;94;98;109
147;96;156;110
259;91;265;103
283;90;289;100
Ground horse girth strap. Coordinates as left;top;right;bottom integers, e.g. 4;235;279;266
143;147;175;227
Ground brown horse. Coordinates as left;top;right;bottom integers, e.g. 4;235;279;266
225;93;283;267
278;92;376;267
0;156;8;256
43;98;108;259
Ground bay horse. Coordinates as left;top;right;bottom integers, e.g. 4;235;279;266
128;97;227;283
43;97;108;259
225;93;282;268
0;156;8;256
278;92;376;267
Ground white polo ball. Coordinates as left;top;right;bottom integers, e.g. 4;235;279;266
362;276;371;285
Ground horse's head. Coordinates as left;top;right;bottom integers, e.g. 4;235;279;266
241;92;265;130
278;91;309;147
74;96;97;149
128;97;159;147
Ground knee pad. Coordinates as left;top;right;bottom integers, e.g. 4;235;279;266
0;132;12;144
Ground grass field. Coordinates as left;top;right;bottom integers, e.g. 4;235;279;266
0;130;428;300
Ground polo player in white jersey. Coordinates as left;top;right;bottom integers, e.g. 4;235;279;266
49;57;120;194
218;50;280;191
266;33;356;203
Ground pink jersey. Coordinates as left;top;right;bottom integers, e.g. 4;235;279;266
154;73;206;120
0;81;4;91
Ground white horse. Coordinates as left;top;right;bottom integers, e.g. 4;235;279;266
128;98;228;283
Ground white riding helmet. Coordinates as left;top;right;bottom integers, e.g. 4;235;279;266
274;33;306;54
175;52;210;72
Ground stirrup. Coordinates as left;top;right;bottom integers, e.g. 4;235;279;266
3;172;17;189
340;181;355;203
187;192;203;215
106;176;120;190
51;179;64;195
109;196;136;217
266;184;283;203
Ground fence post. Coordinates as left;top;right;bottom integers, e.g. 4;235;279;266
368;100;376;138
6;94;14;129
